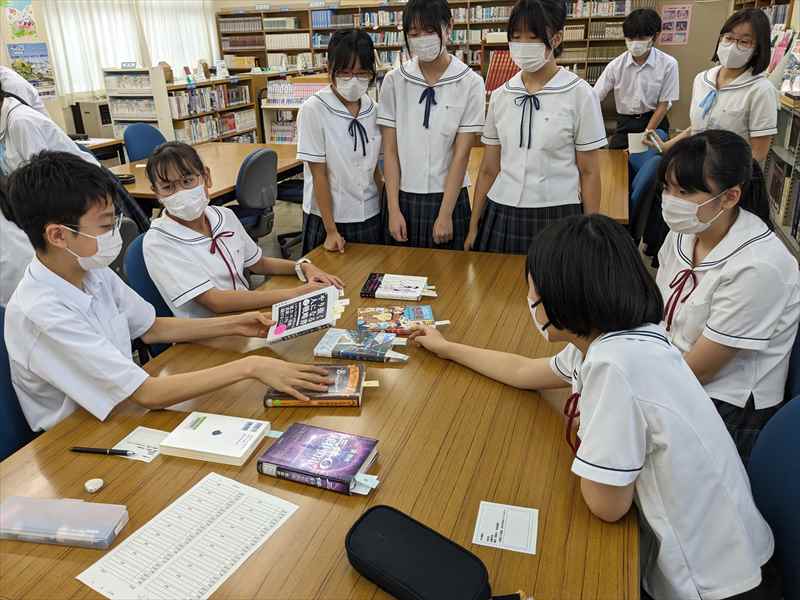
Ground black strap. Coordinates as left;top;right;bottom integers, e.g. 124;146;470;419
418;86;437;129
347;118;368;157
492;594;523;600
514;94;540;149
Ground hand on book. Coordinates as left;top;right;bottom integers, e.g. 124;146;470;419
231;311;275;338
408;325;450;358
253;358;335;401
302;263;344;289
432;214;453;245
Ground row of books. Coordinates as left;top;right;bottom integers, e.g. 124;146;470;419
266;52;322;70
222;34;263;50
265;32;310;50
588;22;624;39
377;50;408;69
108;98;155;117
312;33;331;48
223;131;257;144
168;85;251;120
763;4;790;27
263;16;300;31
564;25;585;41
360;10;402;28
568;0;657;18
268;121;297;144
588;45;626;59
174;115;220;145
485;50;519;92
769;28;796;74
218;17;261;34
104;73;150;92
470;5;512;22
219;108;256;135
585;64;606;84
368;31;402;46
311;9;358;29
266;81;326;105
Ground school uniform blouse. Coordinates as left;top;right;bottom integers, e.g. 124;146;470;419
297;86;381;223
551;325;773;600
689;66;778;142
657;209;800;409
377;55;485;194
593;47;679;116
5;256;156;431
0;213;33;307
480;69;607;208
143;205;263;319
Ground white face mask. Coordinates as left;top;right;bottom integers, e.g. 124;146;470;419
407;33;444;63
716;40;753;69
528;298;550;341
661;190;727;234
335;77;369;102
64;221;123;271
161;184;209;221
509;42;551;73
626;39;651;58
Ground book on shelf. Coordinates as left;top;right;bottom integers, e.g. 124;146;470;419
219;17;262;34
265;32;310;50
257;423;379;495
267;285;341;343
314;328;408;363
485;50;519;93
360;273;437;301
357;305;446;336
263;16;299;30
778;175;795;226
792;182;800;238
222;34;263;50
768;158;786;213
160;412;269;466
263;364;367;407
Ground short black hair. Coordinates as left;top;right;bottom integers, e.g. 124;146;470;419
526;214;664;337
507;0;567;58
145;141;205;187
713;8;771;75
657;129;772;230
403;0;452;56
8;151;118;251
623;8;662;38
327;29;376;83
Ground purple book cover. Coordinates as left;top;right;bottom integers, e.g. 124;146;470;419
257;423;377;495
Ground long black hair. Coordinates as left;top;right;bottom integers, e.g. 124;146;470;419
657;129;772;229
507;0;567;58
402;0;452;56
327;29;376;83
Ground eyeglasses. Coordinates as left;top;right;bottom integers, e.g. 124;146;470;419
335;73;372;82
63;213;123;234
155;173;201;196
721;33;754;51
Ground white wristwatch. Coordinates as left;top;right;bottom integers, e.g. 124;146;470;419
295;258;311;282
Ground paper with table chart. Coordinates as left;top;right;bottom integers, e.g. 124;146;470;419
76;472;298;600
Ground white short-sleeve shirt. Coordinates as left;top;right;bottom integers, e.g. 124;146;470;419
480;69;607;208
297;87;381;223
0;66;48;116
5;257;155;431
689;67;778;141
593;48;679;115
377;55;485;194
657;209;800;409
550;325;773;600
143;205;262;319
0;98;99;174
0;213;33;307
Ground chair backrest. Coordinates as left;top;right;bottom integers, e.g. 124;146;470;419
785;324;800;402
124;234;172;318
109;216;139;283
123;123;166;163
748;397;800;599
0;306;36;460
235;149;277;211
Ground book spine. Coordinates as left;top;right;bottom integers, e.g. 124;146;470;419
264;397;360;408
279;323;332;342
332;348;387;363
258;462;351;494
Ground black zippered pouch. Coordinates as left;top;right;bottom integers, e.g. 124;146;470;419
345;505;522;600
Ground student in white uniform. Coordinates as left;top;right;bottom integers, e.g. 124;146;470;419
378;0;485;249
410;214;777;600
143;142;342;319
4;152;334;432
0;184;33;307
594;8;679;150
656;130;800;462
297;29;383;255
466;0;606;254
0;65;47;116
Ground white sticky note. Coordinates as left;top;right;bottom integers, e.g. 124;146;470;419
266;429;283;439
112;426;169;463
472;501;538;555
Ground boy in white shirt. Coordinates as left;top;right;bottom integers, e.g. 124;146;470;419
4;151;332;432
594;9;679;150
143;142;343;319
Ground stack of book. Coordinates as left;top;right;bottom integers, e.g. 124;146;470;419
219;17;261;34
266;81;326;105
265;32;310;50
262;16;299;30
485;50;519;92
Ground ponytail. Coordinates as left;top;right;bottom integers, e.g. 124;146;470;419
741;159;773;230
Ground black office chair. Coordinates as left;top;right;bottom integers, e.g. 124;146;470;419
109;216;140;284
230;149;276;241
276;178;304;258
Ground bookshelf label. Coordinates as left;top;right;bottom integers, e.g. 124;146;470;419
255;3;270;9
120;61;137;68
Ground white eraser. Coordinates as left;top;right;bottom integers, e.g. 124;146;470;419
363;380;380;388
84;478;104;493
135;163;146;168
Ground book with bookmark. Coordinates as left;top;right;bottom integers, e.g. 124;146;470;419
360;273;437;301
313;328;408;363
356;305;450;336
263;364;379;407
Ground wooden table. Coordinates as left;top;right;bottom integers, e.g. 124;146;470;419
0;245;638;600
467;148;629;224
77;137;126;164
110;142;302;200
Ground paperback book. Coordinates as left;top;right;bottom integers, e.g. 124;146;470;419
257;423;379;495
267;285;340;343
263;364;367;407
357;305;444;336
360;273;437;301
313;328;408;363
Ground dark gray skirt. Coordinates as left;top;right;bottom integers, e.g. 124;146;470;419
382;188;471;250
475;199;582;255
301;212;383;256
712;394;783;465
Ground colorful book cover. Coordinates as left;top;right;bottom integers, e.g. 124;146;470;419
257;423;378;495
314;328;403;362
263;364;365;407
356;305;435;336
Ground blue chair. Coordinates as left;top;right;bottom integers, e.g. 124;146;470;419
123;123;166;162
785;324;800;401
748;397;800;600
123;234;172;359
230;149;276;241
0;306;37;460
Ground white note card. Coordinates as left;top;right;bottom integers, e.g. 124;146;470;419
113;426;168;463
77;472;298;600
472;501;538;555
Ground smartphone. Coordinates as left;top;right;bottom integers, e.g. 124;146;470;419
647;130;663;153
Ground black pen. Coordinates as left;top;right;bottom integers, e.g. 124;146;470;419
70;446;135;456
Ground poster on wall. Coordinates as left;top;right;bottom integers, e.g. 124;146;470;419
660;4;692;46
7;42;55;97
2;0;37;39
